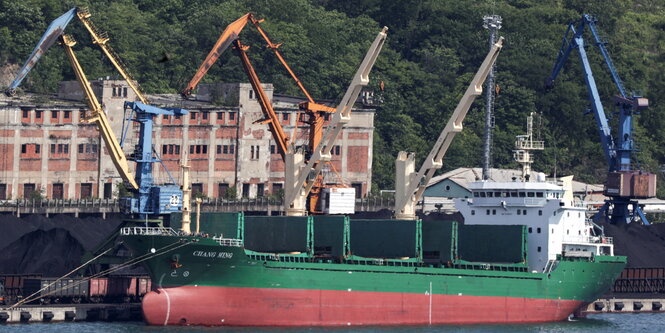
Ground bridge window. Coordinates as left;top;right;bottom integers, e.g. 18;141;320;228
536;192;543;198
527;192;535;197
519;192;526;197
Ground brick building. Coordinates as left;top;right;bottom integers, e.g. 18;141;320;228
0;80;374;200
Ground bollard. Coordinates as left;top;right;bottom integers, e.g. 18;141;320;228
614;302;624;311
64;310;76;321
594;302;604;311
42;311;54;322
0;312;8;322
653;302;662;311
633;302;643;311
20;311;31;322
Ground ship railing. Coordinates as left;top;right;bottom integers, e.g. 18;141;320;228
563;235;613;245
543;259;559;273
212;236;243;247
120;226;179;236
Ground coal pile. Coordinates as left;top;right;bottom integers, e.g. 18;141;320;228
0;214;122;276
601;221;665;268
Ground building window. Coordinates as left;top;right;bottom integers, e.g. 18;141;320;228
216;144;234;155
0;183;6;200
78;143;98;156
123;87;128;97
272;183;283;195
51;110;59;120
539;210;543;216
537;227;541;233
191;112;198;120
229;112;236;121
22;110;30;121
218;183;229;198
103;183;113;199
162;144;180;157
528;227;532;233
63;111;71;119
192;183;203;197
257;184;264;197
79;110;86;121
471;210;475;215
202;111;209;120
333;145;341;156
242;183;250;198
21;143;41;157
189;144;208;157
217;112;224;123
50;144;69;157
492;209;496;215
35;110;42;119
80;183;93;199
537;246;542;253
282;113;289;121
249;90;254;99
23;183;36;199
52;183;64;200
270;145;276;154
486;209;490;215
250;145;260;160
523;209;527;215
517;209;521;215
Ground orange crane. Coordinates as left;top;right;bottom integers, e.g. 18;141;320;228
183;13;348;213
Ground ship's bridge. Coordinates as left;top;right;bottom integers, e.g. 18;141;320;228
468;181;565;207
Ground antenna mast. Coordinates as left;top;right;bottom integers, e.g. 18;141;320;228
482;14;502;180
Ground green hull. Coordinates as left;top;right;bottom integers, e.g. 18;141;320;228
124;233;625;301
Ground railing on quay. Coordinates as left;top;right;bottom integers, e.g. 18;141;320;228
0;195;396;216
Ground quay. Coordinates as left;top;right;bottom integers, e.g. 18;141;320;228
0;304;141;323
582;298;665;314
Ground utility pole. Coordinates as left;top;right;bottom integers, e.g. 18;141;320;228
482;14;502;180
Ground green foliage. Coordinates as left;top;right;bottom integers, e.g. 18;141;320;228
4;0;665;194
224;186;238;200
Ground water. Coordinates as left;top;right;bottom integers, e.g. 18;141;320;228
0;313;662;333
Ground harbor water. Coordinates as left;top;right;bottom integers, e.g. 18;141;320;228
0;313;662;332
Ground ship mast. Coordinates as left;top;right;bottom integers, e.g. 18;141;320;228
481;14;502;180
513;112;544;181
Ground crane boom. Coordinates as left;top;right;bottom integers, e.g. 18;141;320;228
545;15;654;224
284;27;388;216
5;7;148;104
75;7;149;104
5;8;76;96
60;34;139;190
234;39;291;158
394;37;504;220
181;14;252;97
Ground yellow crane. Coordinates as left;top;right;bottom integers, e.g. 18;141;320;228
60;34;139;190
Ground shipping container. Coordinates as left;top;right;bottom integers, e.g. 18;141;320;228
322;187;356;215
457;224;527;264
244;216;311;253
349;219;419;259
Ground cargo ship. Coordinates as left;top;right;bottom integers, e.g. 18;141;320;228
120;173;626;326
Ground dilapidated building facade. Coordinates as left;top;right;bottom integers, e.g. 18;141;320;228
0;80;374;200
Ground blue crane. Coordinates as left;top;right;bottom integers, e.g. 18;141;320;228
546;14;654;224
6;7;188;218
121;102;187;217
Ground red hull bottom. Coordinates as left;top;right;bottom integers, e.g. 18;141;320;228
142;286;584;326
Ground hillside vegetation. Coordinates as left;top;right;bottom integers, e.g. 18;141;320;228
2;0;665;194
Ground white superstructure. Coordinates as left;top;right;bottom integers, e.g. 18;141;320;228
455;114;613;272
